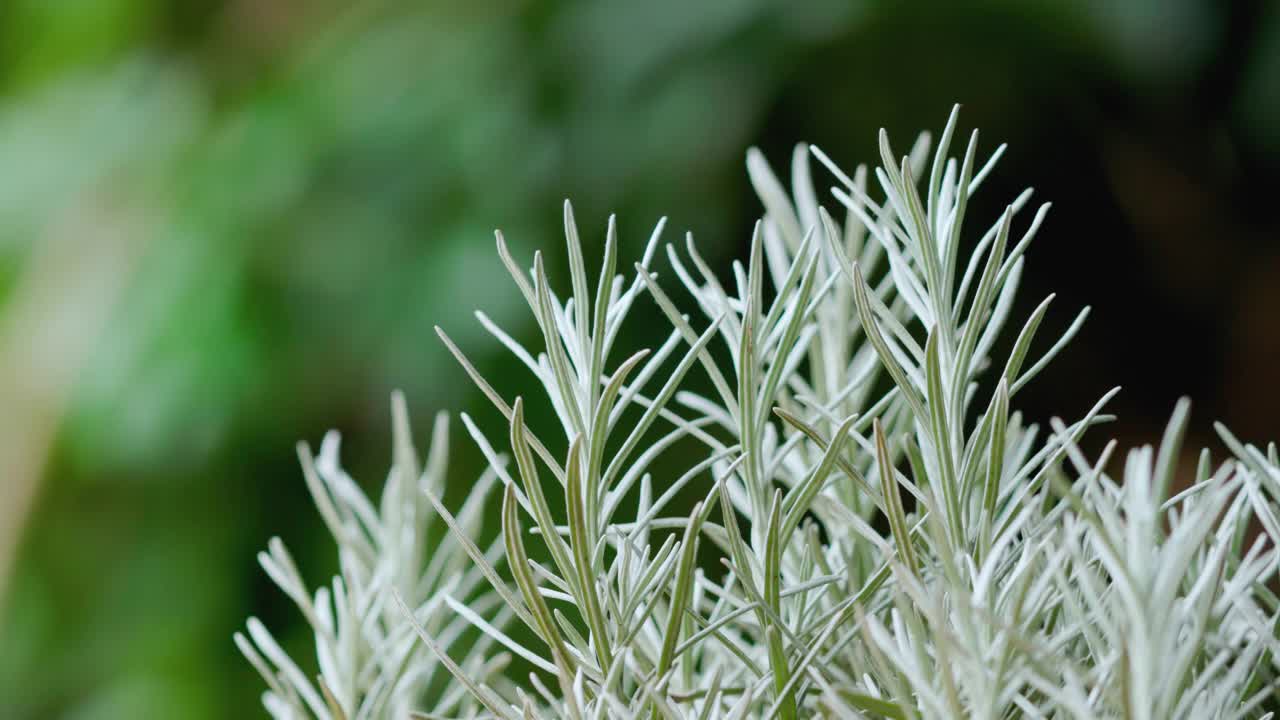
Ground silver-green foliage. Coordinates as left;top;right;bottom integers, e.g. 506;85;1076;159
242;108;1280;718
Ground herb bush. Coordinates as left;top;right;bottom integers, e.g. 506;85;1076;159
237;109;1280;719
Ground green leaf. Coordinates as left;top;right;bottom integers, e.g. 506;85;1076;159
875;419;919;577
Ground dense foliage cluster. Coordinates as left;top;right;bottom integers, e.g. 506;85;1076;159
241;110;1280;718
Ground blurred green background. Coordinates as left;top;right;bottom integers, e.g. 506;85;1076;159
0;0;1277;716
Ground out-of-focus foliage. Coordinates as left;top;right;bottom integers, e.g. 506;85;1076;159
0;1;1276;717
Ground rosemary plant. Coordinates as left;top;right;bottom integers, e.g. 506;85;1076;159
242;108;1280;718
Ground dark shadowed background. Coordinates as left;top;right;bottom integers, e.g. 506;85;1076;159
0;0;1277;716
